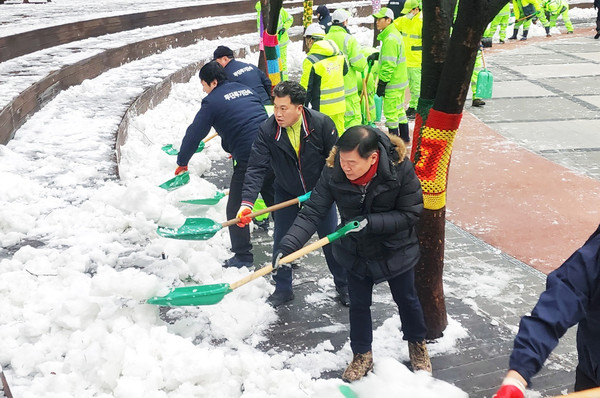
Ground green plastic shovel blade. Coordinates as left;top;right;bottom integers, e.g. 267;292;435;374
156;217;222;240
161;141;205;156
475;69;493;99
147;283;232;306
180;191;226;205
158;172;190;191
339;385;359;398
161;144;179;155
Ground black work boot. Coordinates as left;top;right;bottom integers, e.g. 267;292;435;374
388;127;399;137
545;26;551;37
399;123;410;143
520;29;529;40
472;98;486;107
509;29;518;40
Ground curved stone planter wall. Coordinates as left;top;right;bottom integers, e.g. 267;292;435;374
114;46;258;174
0;1;256;63
0;20;257;145
0;1;372;145
0;0;353;63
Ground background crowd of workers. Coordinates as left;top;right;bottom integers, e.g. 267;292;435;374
169;1;599;393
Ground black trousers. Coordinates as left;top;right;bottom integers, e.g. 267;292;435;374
575;365;599;391
226;161;274;261
271;189;347;293
347;268;427;354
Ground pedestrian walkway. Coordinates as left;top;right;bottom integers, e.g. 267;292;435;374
220;30;600;397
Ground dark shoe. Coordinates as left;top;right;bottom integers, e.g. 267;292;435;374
405;107;416;119
520;29;528;40
223;255;253;268
342;351;373;382
508;31;518;40
520;36;528;41
253;218;270;232
267;290;294;307
567;31;573;34
595;32;600;39
472;98;486;107
399;123;410;143
499;39;505;44
336;285;350;307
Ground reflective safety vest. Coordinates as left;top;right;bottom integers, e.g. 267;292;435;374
255;2;293;47
394;11;423;68
544;0;568;14
325;26;367;100
376;23;408;92
300;39;347;116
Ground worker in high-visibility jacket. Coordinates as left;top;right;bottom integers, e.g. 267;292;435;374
372;7;410;143
543;0;574;35
300;23;348;135
394;0;422;120
325;9;367;130
509;0;550;41
484;2;511;43
256;1;293;80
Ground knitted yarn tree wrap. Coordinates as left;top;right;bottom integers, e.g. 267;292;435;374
263;32;283;87
411;104;462;210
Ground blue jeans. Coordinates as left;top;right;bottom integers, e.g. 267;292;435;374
271;190;347;293
347;268;427;354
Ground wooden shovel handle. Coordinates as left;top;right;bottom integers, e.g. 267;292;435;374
221;197;301;228
552;387;600;398
203;132;218;143
229;235;330;290
1;370;13;398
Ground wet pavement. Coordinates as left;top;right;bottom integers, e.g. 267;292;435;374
202;29;600;397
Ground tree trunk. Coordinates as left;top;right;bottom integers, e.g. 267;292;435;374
302;0;313;52
412;0;509;339
372;0;382;47
257;0;284;85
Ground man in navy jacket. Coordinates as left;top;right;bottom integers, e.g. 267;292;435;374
176;61;274;268
213;45;272;106
236;81;348;307
495;224;600;397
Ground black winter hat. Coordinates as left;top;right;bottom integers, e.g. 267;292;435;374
213;45;234;60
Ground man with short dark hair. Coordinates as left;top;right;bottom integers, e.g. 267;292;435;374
237;81;349;307
213;45;273;106
176;61;274;269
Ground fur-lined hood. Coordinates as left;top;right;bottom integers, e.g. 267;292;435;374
325;132;407;168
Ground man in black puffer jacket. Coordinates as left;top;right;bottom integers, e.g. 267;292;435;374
277;125;430;382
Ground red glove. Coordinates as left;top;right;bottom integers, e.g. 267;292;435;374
236;206;253;228
175;165;188;175
493;384;525;398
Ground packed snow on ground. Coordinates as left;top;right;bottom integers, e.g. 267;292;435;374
0;3;560;398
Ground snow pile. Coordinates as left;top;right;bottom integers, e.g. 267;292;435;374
0;6;475;398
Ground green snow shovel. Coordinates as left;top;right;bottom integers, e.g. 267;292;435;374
475;49;493;99
156;191;312;240
180;190;229;206
147;219;362;306
158;171;190;191
161;132;218;155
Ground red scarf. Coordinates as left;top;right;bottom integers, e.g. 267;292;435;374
350;151;380;186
